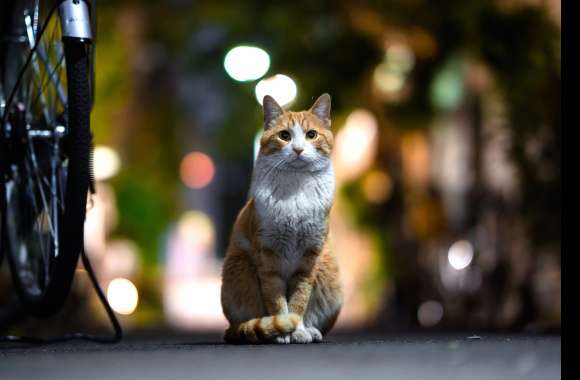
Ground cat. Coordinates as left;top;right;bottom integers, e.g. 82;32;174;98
220;93;342;344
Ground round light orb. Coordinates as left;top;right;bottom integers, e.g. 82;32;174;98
93;145;121;181
430;60;464;111
255;74;297;106
373;63;405;94
333;109;379;182
362;170;393;204
177;210;215;248
224;45;270;82
180;151;215;189
386;43;415;74
417;300;444;327
107;278;139;315
448;240;474;270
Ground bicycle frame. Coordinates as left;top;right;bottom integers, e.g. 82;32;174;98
59;0;96;109
59;0;93;41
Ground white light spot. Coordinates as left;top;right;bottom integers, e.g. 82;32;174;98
107;278;138;315
333;109;379;182
448;240;474;270
418;300;444;327
255;74;297;106
224;45;270;82
93;146;120;181
164;279;226;330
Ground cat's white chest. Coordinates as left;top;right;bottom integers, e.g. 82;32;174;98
251;166;335;277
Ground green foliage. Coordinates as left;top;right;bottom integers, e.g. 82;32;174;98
113;173;174;266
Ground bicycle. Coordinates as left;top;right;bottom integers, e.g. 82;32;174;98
0;0;121;342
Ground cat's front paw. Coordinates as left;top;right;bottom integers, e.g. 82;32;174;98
272;335;291;344
306;327;323;343
290;325;313;344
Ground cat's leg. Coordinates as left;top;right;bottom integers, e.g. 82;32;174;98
287;249;319;343
302;247;343;342
256;248;290;315
255;248;295;344
221;245;266;343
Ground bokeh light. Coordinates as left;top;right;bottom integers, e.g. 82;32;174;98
401;131;431;187
223;45;270;82
417;300;444;327
333;109;379;182
177;210;215;249
386;43;415;74
373;42;415;98
107;278;139;315
84;183;117;261
164;279;225;329
362;170;393;204
164;210;224;329
255;74;297;106
448;240;474;270
373;63;405;94
430;59;464;111
180;151;215;189
93;145;121;181
103;239;140;280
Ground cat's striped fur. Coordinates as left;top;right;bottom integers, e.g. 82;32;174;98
221;94;342;344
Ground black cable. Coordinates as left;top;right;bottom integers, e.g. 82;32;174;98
0;248;123;344
79;247;123;343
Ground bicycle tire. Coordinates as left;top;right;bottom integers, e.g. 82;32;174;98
1;5;92;318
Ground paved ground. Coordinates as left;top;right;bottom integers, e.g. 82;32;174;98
0;333;560;380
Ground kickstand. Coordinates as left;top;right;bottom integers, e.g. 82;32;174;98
0;249;123;344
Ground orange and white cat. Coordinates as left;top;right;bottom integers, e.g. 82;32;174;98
220;94;342;344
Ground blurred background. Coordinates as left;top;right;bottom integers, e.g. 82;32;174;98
1;0;560;337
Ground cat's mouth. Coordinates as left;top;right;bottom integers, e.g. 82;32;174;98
289;157;309;168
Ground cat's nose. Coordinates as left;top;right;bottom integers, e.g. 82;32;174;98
293;147;304;155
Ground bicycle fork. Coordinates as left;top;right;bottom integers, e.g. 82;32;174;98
58;0;93;42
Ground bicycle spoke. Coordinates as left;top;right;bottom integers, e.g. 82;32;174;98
25;161;52;289
30;53;65;116
48;17;67;114
41;175;65;211
21;160;48;287
26;139;57;246
24;12;52;125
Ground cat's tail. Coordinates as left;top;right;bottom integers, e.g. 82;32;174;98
224;313;301;343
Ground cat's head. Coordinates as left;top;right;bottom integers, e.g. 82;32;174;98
258;94;333;172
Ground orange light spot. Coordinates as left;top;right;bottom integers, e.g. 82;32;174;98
362;170;393;204
180;152;215;189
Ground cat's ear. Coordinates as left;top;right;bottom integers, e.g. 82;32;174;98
263;95;284;129
309;93;331;127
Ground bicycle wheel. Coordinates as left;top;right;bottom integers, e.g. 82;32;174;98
1;0;92;318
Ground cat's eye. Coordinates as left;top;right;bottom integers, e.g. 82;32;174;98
278;130;291;141
306;130;318;139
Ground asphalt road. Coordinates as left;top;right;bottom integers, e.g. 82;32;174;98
0;333;560;380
